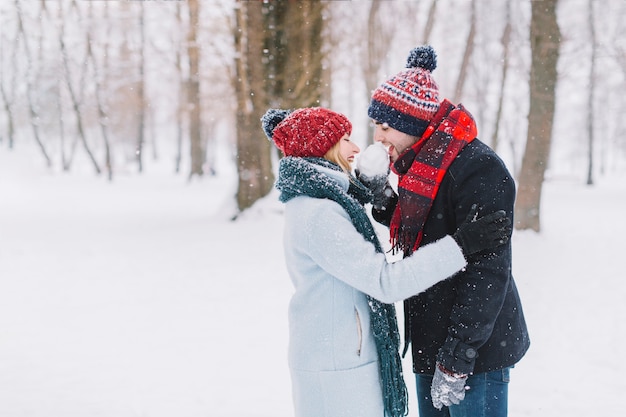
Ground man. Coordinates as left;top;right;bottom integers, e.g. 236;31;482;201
361;45;530;417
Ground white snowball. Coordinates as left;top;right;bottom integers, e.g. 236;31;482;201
357;143;389;177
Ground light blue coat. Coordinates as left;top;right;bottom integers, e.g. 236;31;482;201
282;165;466;417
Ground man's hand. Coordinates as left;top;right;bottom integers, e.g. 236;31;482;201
452;204;511;256
430;363;468;410
356;144;395;210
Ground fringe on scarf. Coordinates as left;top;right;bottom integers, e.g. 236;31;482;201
369;299;409;417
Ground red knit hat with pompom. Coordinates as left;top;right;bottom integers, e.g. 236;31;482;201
261;107;352;158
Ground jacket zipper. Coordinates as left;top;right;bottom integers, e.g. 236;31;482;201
355;309;362;356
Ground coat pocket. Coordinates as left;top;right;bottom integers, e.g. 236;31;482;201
355;309;363;356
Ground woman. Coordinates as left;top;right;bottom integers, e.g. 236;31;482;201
260;107;510;417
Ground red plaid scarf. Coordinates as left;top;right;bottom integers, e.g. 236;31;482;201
390;99;477;254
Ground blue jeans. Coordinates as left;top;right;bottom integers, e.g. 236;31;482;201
415;367;511;417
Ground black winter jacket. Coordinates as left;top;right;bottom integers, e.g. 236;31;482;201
374;139;530;376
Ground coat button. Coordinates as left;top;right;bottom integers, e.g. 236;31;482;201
465;348;477;359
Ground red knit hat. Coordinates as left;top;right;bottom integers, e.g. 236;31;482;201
261;107;352;157
368;45;440;138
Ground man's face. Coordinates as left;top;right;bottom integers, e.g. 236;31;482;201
372;122;418;162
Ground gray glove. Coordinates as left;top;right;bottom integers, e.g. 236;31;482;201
452;204;511;256
356;144;395;210
357;172;395;210
430;363;468;410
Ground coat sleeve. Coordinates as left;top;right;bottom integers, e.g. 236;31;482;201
302;200;467;304
436;149;516;375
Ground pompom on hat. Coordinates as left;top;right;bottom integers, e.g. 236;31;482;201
368;45;440;138
261;107;352;158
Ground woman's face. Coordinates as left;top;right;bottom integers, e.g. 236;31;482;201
372;122;418;162
338;134;360;165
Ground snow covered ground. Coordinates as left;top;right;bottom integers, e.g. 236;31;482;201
1;146;625;416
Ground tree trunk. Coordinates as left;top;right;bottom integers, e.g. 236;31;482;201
59;0;101;175
187;0;204;179
453;0;476;103
0;76;16;150
515;0;560;232
136;2;146;173
0;19;17;150
490;0;512;153
232;0;327;213
586;0;596;186
364;0;394;145
266;0;327;109
422;0;438;44
15;0;52;167
174;1;185;174
88;1;113;180
233;0;274;213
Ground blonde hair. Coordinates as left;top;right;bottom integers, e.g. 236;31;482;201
324;141;352;173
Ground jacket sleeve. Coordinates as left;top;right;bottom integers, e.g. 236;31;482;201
436;150;516;375
302;200;467;304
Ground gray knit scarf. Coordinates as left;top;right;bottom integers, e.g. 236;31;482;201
276;156;408;417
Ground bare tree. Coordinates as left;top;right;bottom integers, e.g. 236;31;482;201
515;0;560;232
174;1;186;174
586;0;597;185
15;0;52;167
422;0;438;44
265;0;327;109
46;2;71;170
233;0;274;212
453;0;476;103
187;0;204;179
0;6;18;149
136;1;147;173
58;0;101;174
232;0;328;213
87;1;114;180
613;36;626;171
490;0;512;153
363;0;395;144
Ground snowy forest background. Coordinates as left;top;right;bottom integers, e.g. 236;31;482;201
1;1;626;416
1;0;625;221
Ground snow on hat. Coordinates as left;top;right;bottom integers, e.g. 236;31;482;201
261;107;352;158
368;45;440;137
